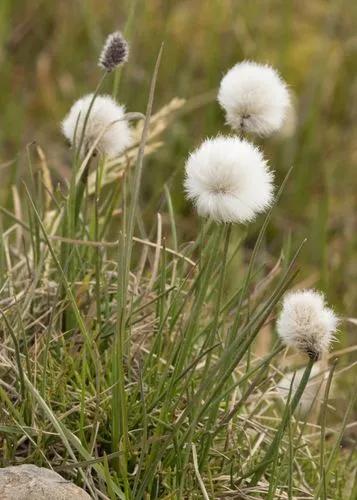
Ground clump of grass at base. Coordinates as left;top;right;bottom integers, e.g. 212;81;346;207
0;25;355;500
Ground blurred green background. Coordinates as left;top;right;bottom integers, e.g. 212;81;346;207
0;0;356;321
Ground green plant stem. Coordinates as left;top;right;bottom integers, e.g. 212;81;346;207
111;45;163;492
250;357;315;485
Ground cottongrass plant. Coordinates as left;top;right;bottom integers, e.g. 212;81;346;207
184;136;274;223
218;61;290;136
277;289;338;361
98;31;129;72
0;28;354;500
248;290;339;488
62;93;132;159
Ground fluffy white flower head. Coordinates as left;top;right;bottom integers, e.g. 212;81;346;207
278;364;326;417
277;290;338;360
61;94;132;159
184;136;274;223
218;61;290;136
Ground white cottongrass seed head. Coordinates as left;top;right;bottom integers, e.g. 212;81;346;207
61;94;132;159
218;61;290;136
98;31;129;71
184;136;274;224
278;364;327;417
277;290;338;361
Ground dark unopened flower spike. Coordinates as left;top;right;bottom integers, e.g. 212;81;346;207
98;31;129;72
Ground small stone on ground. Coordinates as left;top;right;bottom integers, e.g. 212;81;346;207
0;464;91;500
